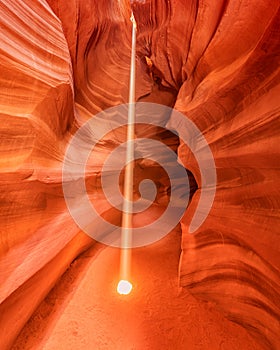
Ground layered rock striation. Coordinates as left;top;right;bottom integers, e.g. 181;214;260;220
132;1;280;348
0;0;279;349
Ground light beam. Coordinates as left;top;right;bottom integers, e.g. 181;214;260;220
118;13;137;293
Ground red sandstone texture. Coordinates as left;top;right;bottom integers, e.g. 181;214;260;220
0;0;279;349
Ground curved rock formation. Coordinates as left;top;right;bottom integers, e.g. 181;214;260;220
0;0;279;349
132;1;280;348
0;1;88;348
0;1;134;348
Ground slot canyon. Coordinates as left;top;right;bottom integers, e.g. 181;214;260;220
0;0;279;349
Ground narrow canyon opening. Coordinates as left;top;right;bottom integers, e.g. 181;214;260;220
0;1;279;349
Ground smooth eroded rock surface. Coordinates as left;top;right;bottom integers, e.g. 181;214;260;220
0;0;279;349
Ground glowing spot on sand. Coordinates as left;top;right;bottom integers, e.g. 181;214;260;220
117;280;133;295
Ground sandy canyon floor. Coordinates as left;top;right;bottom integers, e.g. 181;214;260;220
12;208;262;350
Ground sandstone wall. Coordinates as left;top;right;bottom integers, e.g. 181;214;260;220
0;0;279;348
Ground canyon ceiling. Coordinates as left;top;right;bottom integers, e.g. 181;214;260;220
0;0;279;349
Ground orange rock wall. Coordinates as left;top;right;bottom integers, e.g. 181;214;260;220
132;1;280;348
0;0;131;348
0;0;279;349
133;1;280;348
